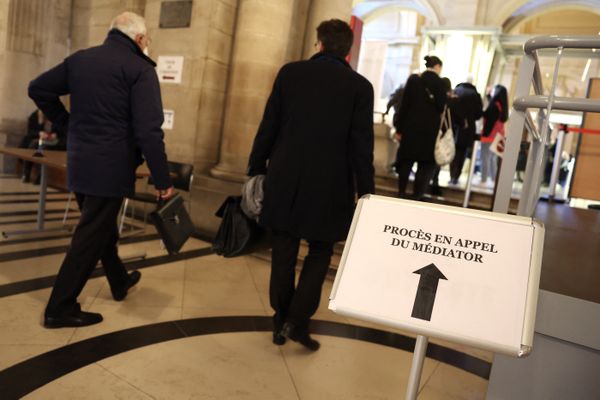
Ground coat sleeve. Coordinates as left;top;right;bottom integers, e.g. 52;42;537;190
393;74;418;132
349;79;375;197
433;77;448;113
28;61;70;136
247;69;283;176
474;94;484;120
130;66;171;190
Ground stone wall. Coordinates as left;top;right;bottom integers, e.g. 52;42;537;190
14;0;600;235
0;0;71;170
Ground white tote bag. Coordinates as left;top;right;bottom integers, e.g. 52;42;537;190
434;106;455;166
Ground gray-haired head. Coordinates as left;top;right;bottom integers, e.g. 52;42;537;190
110;12;147;40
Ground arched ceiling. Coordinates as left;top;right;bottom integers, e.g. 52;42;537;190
353;0;441;25
499;0;600;31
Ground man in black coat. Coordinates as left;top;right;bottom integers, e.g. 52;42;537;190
28;12;173;328
248;19;375;351
449;80;483;184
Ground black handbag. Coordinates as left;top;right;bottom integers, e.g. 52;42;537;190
212;196;269;257
150;193;195;255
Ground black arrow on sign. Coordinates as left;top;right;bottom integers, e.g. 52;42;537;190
411;263;447;321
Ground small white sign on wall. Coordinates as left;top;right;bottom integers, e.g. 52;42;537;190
157;55;184;84
162;109;174;130
330;195;545;356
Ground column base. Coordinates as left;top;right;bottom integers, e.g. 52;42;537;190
210;165;247;184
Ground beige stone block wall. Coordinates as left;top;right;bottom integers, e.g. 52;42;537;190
0;0;9;52
302;0;353;58
71;0;146;52
0;0;70;136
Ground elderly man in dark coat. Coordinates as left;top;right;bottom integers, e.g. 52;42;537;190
248;19;375;351
28;12;173;328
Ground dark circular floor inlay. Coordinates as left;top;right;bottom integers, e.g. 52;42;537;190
0;316;491;399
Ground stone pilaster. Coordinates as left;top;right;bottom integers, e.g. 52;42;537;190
211;0;299;181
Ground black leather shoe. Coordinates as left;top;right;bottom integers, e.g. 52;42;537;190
44;311;103;328
281;322;320;351
430;185;443;196
272;330;286;345
111;271;141;301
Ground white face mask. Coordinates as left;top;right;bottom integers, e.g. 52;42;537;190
143;47;149;56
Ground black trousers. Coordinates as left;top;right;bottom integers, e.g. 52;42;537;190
45;193;129;317
270;230;334;331
450;146;469;182
396;159;437;200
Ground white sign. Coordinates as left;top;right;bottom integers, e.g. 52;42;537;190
329;195;544;356
162;109;174;130
157;55;184;84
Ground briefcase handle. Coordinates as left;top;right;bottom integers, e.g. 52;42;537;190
156;192;179;208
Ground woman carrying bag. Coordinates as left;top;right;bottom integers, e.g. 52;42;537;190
393;55;447;201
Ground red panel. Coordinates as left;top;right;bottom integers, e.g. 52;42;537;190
348;16;363;70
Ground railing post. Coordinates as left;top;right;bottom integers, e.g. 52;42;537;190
493;53;537;214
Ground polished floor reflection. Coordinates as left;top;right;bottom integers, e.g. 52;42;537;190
0;175;490;399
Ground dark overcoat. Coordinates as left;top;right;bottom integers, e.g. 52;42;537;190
28;29;171;198
394;70;447;161
454;82;483;148
248;53;375;242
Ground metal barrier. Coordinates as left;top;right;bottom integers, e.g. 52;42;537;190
493;35;600;217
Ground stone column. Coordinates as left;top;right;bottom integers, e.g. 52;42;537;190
211;0;300;181
302;0;354;59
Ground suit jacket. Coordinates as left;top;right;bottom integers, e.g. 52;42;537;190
248;53;375;242
28;29;171;197
394;70;447;161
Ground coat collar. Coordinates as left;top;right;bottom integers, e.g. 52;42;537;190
310;52;351;69
104;29;157;67
456;82;477;92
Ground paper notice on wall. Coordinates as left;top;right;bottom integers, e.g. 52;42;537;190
162;109;174;130
157;56;184;84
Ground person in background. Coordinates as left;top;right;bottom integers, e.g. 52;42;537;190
394;55;447;200
479;84;508;186
248;19;375;351
385;84;405;117
429;77;456;196
20;110;67;183
450;77;483;185
28;11;173;329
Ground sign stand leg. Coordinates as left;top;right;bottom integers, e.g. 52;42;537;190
405;335;429;400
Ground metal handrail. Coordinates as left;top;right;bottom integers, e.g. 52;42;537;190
514;96;600;113
493;35;600;216
524;35;600;55
532;53;545;95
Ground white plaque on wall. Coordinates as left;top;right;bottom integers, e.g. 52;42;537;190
157;56;184;84
162;109;174;130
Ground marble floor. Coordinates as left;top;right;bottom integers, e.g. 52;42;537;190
0;175;490;399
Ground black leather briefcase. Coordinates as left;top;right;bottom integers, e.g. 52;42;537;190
212;196;270;257
150;193;194;255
